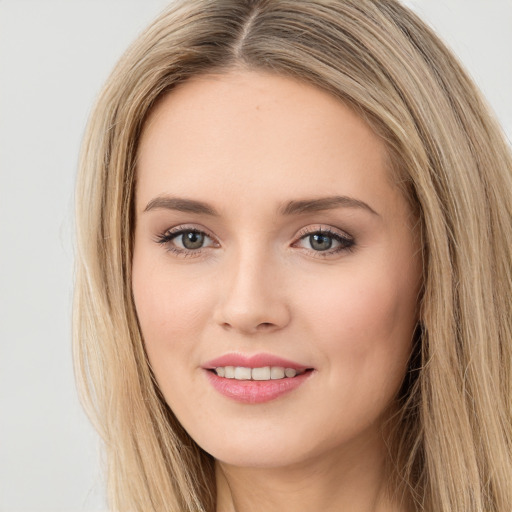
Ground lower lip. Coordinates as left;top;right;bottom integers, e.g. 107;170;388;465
204;370;312;404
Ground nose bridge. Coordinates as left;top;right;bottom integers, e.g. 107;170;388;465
215;241;290;334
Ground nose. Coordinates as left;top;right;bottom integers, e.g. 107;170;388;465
213;249;291;335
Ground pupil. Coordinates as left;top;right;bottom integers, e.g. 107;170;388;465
310;234;332;251
182;231;204;249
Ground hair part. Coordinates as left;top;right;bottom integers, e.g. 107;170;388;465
74;1;512;510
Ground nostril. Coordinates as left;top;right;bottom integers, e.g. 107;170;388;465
257;322;277;331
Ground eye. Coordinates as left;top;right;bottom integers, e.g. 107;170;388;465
175;230;208;250
295;227;354;255
156;227;218;255
308;233;336;251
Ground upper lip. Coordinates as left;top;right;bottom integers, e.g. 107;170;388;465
202;353;311;371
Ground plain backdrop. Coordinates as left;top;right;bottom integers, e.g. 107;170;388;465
0;1;510;511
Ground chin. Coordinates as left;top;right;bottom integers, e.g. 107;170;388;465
192;420;350;471
210;445;307;470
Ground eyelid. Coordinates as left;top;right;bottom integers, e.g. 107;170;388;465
295;224;352;241
160;224;218;240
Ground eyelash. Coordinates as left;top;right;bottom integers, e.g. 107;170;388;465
155;225;218;258
294;226;355;257
155;225;355;258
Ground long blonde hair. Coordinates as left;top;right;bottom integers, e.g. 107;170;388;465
74;1;512;510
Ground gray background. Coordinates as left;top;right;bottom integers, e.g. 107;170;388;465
1;1;510;511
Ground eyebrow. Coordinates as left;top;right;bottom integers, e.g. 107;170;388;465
279;196;379;217
144;197;219;215
143;195;379;217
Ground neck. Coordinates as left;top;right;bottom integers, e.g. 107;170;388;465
215;429;410;512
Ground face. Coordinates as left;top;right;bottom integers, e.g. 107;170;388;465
132;70;421;469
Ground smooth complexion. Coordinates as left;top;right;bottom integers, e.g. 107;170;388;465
132;70;422;512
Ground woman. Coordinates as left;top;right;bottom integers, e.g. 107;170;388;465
73;1;512;511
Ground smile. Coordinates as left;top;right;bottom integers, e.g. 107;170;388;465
212;366;307;380
203;354;315;403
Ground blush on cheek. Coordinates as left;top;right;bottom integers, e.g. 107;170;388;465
314;278;402;341
133;252;206;332
306;273;414;412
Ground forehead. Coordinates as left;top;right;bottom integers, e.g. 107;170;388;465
136;70;400;217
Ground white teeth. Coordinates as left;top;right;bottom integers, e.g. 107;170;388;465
234;366;252;380
213;366;304;380
284;368;297;378
270;366;285;379
251;366;271;380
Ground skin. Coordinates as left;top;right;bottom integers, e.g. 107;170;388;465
132;70;422;512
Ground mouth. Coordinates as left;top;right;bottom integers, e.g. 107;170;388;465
202;353;315;404
208;366;313;381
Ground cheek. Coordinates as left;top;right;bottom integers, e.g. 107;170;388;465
131;250;213;362
300;259;418;392
305;267;415;344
